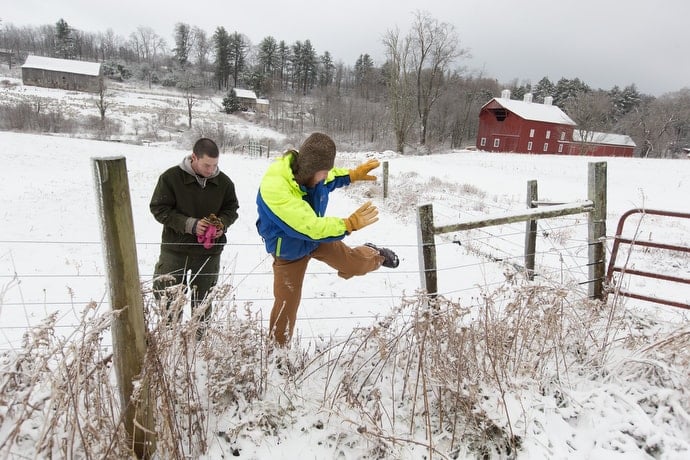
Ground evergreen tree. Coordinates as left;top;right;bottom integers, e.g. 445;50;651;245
610;84;642;121
533;77;555;102
213;26;231;90
277;40;290;91
291;39;317;95
55;18;74;59
257;36;279;94
318;51;334;88
228;32;248;88
222;89;240;113
553;77;590;107
173;22;193;68
355;53;375;99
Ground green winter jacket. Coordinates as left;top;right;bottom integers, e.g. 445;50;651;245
150;156;239;255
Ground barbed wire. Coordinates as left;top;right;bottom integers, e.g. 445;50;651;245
0;218;604;350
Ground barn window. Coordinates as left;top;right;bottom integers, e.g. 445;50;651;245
489;108;508;121
558;144;564;153
543;143;549;152
493;138;500;148
480;137;487;147
529;129;535;138
560;132;566;141
527;141;533;151
546;130;551;139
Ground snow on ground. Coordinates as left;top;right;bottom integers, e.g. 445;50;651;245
1;75;689;458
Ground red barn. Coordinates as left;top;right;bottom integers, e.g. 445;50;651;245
476;90;636;157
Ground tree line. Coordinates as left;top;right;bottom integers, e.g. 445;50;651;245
1;13;688;157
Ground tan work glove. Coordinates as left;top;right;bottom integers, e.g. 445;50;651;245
344;200;379;233
349;159;380;182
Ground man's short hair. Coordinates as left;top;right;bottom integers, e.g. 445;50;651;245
193;138;219;158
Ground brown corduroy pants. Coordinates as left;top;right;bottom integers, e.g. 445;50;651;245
269;241;383;346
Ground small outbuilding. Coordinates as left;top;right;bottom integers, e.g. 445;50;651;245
233;88;269;113
21;55;103;92
233;88;258;111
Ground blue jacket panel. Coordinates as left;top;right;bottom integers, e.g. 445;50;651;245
256;153;352;260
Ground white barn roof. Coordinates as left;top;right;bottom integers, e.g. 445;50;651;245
492;97;577;126
573;130;636;147
233;88;257;99
22;55;101;76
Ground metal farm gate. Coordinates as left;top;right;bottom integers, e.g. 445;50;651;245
606;208;690;310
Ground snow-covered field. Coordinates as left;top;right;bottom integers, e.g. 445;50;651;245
0;77;689;459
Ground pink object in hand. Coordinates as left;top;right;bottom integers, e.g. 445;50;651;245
197;225;217;249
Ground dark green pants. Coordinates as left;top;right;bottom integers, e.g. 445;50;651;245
153;249;221;328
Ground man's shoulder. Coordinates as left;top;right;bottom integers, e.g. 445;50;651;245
160;164;184;178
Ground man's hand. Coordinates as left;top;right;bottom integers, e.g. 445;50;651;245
349;159;380;182
195;218;210;237
344;200;379;233
195;217;224;248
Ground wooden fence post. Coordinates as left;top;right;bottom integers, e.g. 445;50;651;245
93;157;155;458
417;204;438;297
524;180;538;280
382;161;389;200
588;161;607;300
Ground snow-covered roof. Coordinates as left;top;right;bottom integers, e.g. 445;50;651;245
233;88;257;100
21;55;101;76
573;130;636;147
490;97;577;126
256;98;269;105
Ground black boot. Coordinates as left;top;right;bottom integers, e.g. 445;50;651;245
364;243;400;268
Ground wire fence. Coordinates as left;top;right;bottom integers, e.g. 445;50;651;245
0;211;600;351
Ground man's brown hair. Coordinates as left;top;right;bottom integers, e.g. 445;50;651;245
193;138;219;158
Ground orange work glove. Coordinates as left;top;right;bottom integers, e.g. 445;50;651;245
349;158;380;182
344;200;379;233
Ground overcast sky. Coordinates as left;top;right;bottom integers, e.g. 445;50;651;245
4;0;689;96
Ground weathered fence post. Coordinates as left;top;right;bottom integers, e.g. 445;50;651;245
382;161;389;200
524;180;538;280
588;161;607;300
93;157;155;458
417;203;438;296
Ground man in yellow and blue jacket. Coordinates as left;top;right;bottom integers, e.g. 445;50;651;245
256;132;399;346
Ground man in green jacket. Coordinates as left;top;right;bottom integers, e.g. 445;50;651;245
150;138;239;337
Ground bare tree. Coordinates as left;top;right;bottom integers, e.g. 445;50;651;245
131;26;166;67
619;91;690;158
409;10;465;148
95;77;109;122
178;72;201;128
192;27;210;72
565;91;613;154
382;27;415;153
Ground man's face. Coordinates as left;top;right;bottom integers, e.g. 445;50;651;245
306;169;329;187
191;153;218;178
